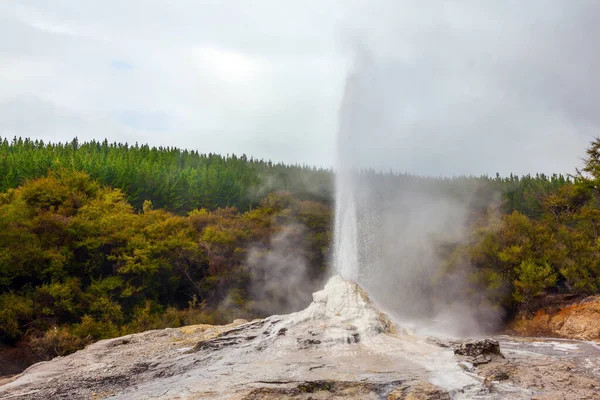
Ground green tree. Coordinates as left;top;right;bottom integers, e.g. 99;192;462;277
513;260;557;305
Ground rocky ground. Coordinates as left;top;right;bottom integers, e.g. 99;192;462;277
1;277;599;399
507;294;600;342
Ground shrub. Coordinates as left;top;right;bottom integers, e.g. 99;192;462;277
29;326;91;360
513;260;557;304
0;293;33;342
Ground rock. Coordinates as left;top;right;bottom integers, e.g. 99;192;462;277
475;344;600;400
346;332;360;343
453;339;503;358
296;338;322;349
388;382;451;400
550;299;600;340
242;380;405;399
508;295;600;341
453;339;504;366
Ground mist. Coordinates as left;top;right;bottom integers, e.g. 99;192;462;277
246;224;324;316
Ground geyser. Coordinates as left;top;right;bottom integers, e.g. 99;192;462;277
332;61;370;283
331;49;488;333
332;170;359;281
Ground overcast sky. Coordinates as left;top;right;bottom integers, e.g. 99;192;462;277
0;1;598;176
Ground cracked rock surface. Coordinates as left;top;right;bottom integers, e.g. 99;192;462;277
1;276;599;399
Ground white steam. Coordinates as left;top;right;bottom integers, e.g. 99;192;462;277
332;47;500;336
246;224;322;315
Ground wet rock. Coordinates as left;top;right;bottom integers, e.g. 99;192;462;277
388;382;451;400
346;333;360;344
217;319;267;338
297;338;322;349
190;336;245;352
474;341;600;400
242;380;404;400
130;361;151;373
454;339;503;358
425;337;457;348
453;339;504;366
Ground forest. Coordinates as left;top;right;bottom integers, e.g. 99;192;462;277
0;135;598;373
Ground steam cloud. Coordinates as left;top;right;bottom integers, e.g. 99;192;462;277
246;224;322;316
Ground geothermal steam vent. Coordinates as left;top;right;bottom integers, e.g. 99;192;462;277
188;275;396;356
187;275;394;355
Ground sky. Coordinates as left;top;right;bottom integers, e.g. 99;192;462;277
0;1;598;176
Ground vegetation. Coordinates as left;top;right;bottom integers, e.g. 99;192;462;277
447;139;600;314
0;137;332;213
0;136;570;217
0;135;598;371
0;168;330;363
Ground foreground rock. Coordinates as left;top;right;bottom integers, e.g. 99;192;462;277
470;336;600;400
1;277;600;399
453;339;504;366
508;294;600;341
388;382;451;400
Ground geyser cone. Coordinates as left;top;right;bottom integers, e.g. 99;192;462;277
279;275;395;338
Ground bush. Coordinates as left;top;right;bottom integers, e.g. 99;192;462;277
0;293;33;342
71;315;120;340
513;260;557;304
29;326;91;360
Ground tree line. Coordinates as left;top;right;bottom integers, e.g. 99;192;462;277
0;136;571;217
0;136;333;213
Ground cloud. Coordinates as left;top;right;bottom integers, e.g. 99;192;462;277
115;110;170;132
111;60;133;70
0;1;598;175
0;0;343;167
335;0;599;175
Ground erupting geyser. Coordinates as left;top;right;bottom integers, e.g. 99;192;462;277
332;66;365;283
333;171;359;281
330;48;485;331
